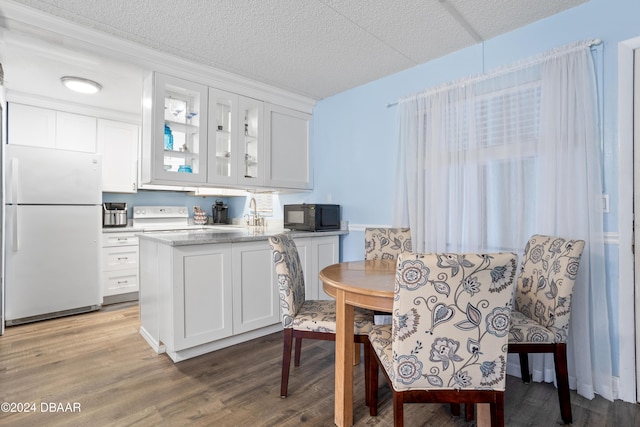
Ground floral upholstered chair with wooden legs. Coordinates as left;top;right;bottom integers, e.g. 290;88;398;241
269;234;374;399
364;228;412;261
368;252;518;427
508;234;585;425
365;228;412;326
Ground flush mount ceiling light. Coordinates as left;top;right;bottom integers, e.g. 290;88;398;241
60;76;102;94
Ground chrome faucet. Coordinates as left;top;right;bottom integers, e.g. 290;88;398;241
247;197;262;227
250;197;257;221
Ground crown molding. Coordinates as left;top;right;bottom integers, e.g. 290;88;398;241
0;1;316;113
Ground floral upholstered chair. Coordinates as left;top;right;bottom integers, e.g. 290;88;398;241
508;234;585;425
364;228;412;261
365;228;412;325
368;252;518;427
269;234;374;398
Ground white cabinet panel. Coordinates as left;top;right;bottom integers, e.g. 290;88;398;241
265;104;311;189
98;119;139;193
56;111;97;152
103;233;139;247
102;270;138;297
102;245;138;270
294;235;339;301
8;103;56;147
9;103;97;153
172;244;233;350
231;241;279;334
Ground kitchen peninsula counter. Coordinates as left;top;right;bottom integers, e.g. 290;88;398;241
136;227;347;246
138;227;345;362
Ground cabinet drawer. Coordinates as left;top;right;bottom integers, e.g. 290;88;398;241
103;246;139;270
103;232;139;247
103;269;139;296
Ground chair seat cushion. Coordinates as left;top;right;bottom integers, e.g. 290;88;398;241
292;300;373;335
369;324;395;382
509;310;558;343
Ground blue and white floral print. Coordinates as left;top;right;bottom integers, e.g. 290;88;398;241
370;251;518;392
509;235;585;344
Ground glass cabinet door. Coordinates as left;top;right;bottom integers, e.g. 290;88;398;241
153;73;207;183
237;96;264;186
208;88;239;185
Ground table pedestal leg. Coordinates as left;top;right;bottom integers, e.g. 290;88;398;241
334;289;354;427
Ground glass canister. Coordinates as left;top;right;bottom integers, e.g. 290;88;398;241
164;124;174;150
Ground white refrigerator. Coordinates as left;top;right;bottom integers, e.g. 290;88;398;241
4;145;102;325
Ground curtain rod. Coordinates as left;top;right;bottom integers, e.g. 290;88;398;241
385;38;603;108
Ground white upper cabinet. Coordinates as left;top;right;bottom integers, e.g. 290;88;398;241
208;88;239;186
236;96;264;187
8;103;96;153
141;71;310;190
264;103;311;189
56;111;97;152
141;72;208;185
97;119;139;193
8;103;55;148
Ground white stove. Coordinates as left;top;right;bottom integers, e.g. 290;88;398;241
132;206;202;231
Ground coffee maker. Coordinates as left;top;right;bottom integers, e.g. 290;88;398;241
212;199;229;224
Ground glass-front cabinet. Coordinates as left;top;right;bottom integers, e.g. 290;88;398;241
142;72;303;190
207;89;263;186
237;97;264;186
208;88;239;185
142;73;208;184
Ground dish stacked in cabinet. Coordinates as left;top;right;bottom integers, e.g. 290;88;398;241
102;231;139;304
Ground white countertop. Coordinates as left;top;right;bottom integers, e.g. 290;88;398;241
136;227;347;246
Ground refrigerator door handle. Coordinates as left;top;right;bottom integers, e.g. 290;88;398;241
12;205;19;252
11;158;19;251
10;157;18;203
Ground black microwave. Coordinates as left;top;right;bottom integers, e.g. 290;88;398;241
284;204;341;231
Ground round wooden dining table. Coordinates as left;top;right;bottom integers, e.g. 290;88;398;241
320;259;491;427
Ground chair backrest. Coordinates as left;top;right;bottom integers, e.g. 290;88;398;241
269;234;306;328
514;234;586;341
390;252;518;392
364;228;412;260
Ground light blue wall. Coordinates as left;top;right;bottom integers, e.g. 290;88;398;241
102;191;237;221
284;0;639;376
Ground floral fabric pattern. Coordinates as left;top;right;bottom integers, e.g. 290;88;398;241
269;234;373;334
509;235;585;344
369;252;518;392
365;228;412;260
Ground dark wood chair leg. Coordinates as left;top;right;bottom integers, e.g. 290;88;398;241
281;328;293;398
492;393;505;427
465;402;475;421
519;352;531;383
554;343;572;424
369;345;379;416
293;336;303;366
450;403;461;417
392;391;404;427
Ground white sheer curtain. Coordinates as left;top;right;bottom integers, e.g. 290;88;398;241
392;40;613;401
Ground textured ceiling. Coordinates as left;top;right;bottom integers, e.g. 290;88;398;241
1;0;588;102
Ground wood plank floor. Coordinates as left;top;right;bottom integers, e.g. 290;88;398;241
0;302;637;426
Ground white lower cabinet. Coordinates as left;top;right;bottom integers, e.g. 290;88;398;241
138;234;340;362
294;235;339;300
170;244;234;351
232;241;279;334
101;231;139;302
